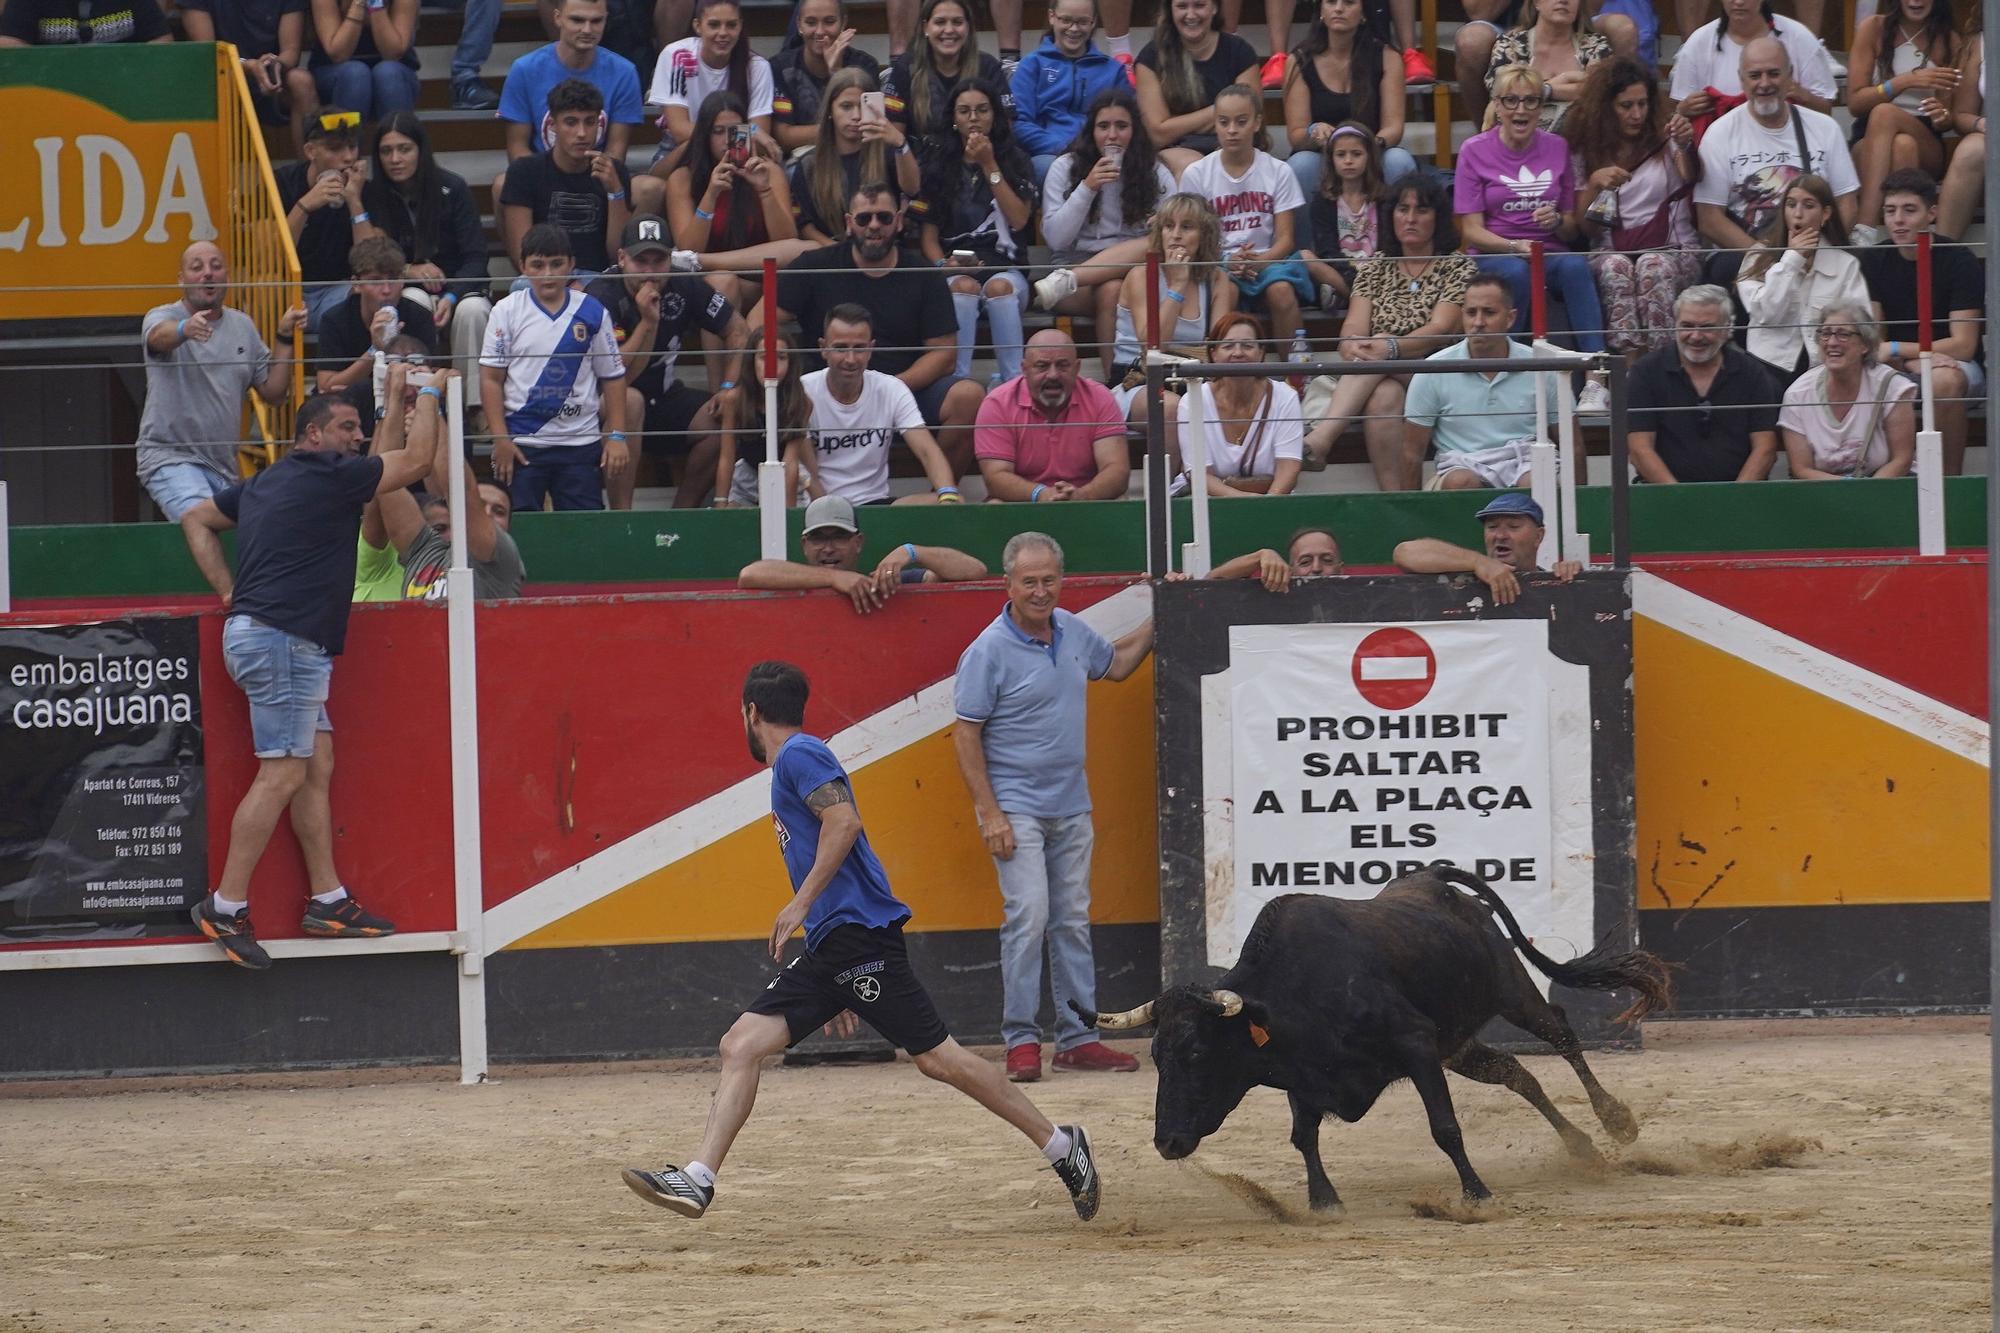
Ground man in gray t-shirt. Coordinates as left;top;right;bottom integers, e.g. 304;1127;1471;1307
137;240;305;520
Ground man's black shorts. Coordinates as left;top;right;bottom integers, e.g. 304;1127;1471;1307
640;380;712;459
747;921;950;1056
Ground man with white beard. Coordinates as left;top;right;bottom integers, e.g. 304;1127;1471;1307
1624;285;1781;483
1694;35;1860;286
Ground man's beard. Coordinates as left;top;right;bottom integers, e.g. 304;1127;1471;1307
853;233;896;262
1680;339;1722;365
1750;92;1784;118
745;720;766;764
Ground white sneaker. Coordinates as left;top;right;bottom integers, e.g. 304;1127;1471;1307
670;249;703;273
1033;267;1078;309
1848;223;1885;247
1575;379;1611;417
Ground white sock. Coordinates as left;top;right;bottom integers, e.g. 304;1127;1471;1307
211;892;248;916
312;886;349;905
684;1161;717;1190
1105;32;1132;58
1041;1127;1073;1165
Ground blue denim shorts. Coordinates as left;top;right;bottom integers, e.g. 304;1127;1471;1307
143;460;235;522
222;615;333;759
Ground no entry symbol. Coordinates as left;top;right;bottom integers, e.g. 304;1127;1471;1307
1352;628;1437;710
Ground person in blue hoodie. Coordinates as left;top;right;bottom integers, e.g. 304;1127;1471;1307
1010;0;1129;184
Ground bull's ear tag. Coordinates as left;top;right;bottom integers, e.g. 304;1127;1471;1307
1247;1022;1271;1047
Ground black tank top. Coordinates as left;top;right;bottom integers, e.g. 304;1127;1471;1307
1300;54;1356;127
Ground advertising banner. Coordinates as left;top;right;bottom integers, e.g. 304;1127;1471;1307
0;617;206;939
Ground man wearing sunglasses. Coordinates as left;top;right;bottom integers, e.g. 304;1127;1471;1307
758;182;985;484
276;110;369;331
1625;284;1779;483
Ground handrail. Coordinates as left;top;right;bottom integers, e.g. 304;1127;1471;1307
215;42;303;476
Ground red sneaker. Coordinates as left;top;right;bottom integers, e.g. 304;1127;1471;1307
1112;49;1137;88
1052;1041;1140;1073
1260;51;1287;89
1402;47;1437;87
1006;1042;1042;1082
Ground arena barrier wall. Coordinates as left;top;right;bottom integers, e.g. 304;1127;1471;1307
0;579;1162;1077
1;555;1988;1076
1151;574;1642;1045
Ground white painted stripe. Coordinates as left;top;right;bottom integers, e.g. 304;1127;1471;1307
482;585;1158;953
1632;571;1989;766
1358;656;1430;681
0;930;463;972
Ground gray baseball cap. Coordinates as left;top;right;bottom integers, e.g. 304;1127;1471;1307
802;495;859;535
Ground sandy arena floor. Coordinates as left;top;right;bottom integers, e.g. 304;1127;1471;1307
0;1024;1989;1332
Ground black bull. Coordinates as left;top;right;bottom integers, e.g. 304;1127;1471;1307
1073;867;1675;1209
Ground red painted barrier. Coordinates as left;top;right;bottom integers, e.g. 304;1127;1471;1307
1529;241;1546;340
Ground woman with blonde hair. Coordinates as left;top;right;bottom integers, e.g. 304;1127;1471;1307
788;67;920;242
1109;192;1237;457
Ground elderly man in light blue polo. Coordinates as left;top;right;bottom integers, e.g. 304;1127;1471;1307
1401;272;1559;492
951;532;1156;1084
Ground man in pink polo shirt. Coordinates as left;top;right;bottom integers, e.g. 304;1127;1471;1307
974;331;1131;503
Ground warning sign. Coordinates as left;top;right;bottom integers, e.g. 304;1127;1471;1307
1214;620;1591;965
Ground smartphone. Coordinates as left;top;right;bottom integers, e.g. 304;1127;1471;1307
727;123;753;165
861;91;886;123
950;249;977;265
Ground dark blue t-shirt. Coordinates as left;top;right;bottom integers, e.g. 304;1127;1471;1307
769;732;910;950
215;449;385;655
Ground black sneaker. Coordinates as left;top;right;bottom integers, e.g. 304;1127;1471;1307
452;80;499;111
301;895;398;938
191;896;271;971
1052;1124;1100;1221
621;1165;713;1217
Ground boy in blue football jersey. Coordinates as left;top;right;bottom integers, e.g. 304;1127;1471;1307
622;660;1102;1222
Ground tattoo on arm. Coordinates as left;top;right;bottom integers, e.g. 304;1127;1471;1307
805;779;854;814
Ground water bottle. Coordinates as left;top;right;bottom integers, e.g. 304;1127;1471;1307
1288;328;1310;392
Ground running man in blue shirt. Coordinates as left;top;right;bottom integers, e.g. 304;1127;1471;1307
622;660;1102;1222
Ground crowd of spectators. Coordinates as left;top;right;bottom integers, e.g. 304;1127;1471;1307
97;0;1991;531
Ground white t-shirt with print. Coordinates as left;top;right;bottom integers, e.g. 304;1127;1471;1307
1179;149;1304;254
649;36;775;121
1669;16;1838;102
1693;102;1857;236
1176;380;1304;481
802;368;924;504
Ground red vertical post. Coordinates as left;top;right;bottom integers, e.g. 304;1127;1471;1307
1529;242;1547;341
1146;250;1162;351
1916;232;1934;353
762;258;779;380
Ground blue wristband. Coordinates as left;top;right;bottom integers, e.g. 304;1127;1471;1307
718;380;736;391
606;190;627;203
175;317;188;339
606;431;628;441
1030;484;1045;502
903;542;918;564
693;205;713;220
1164;288;1186;303
417;385;443;401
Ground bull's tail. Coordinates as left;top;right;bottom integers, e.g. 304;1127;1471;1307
1433;866;1676;1023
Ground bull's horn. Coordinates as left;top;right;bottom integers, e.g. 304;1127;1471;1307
1209;990;1244;1017
1092;1000;1159;1030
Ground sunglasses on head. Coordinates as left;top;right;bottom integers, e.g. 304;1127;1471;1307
850;209;897;227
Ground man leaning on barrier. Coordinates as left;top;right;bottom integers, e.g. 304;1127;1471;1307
137;241;307;522
177;374;453;971
1625;285;1780;484
1392;493;1580;606
738;495;987;614
1209;526;1344;592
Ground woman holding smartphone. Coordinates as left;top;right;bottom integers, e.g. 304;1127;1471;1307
666;91;814;308
789;68;920;243
920;79;1040;385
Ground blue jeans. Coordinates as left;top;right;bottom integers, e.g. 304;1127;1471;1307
1288;144;1419;202
437;0;499;84
993;810;1100;1052
510;440;605;511
1031;153;1060;188
1474;250;1608;353
222;615;333;760
951;268;1029;385
313;59;421;122
143;458;234;521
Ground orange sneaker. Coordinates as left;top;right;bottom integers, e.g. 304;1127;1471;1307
1006;1042;1043;1082
1052;1041;1140;1072
1260;51;1287;88
1402;47;1437;86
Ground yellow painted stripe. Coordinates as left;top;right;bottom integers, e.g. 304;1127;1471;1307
515;663;1160;949
1634;618;1988;909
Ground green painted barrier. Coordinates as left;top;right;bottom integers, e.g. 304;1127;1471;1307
11;478;1988;600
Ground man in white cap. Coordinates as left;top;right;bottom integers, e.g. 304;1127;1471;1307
737;495;989;614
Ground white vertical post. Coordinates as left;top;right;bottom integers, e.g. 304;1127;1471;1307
1555;370;1590;565
0;480;10;614
445;376;488;1085
757;380;784;560
1917;351;1946;555
1181;378;1213;578
1529;440;1558;572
